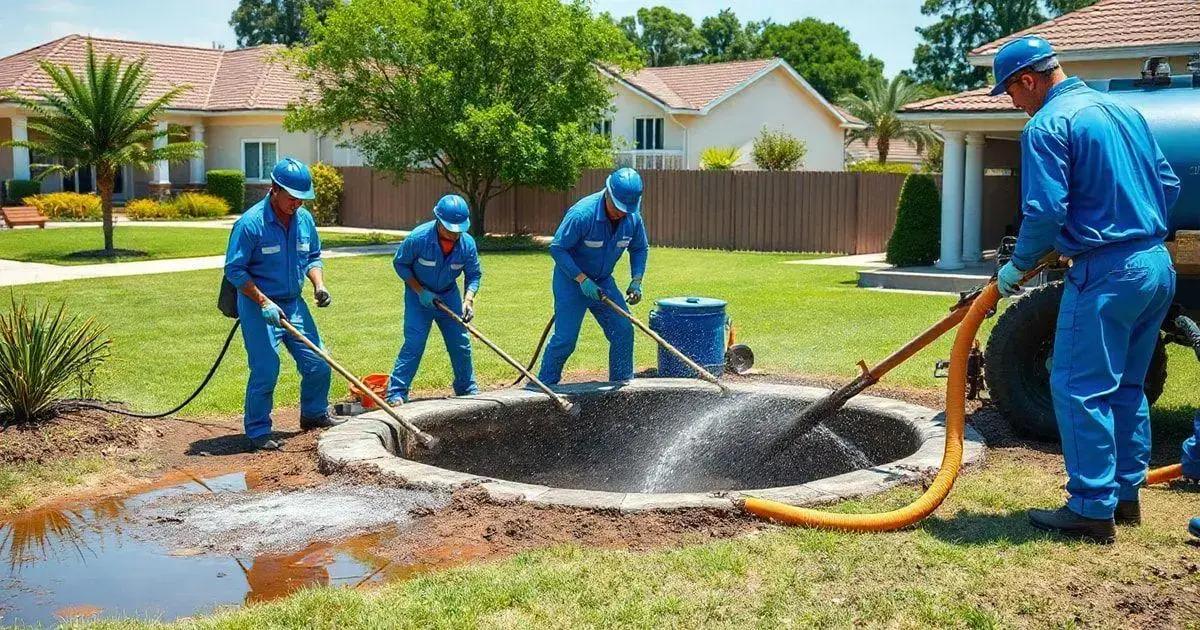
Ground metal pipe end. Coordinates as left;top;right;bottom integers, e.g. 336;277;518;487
417;432;441;451
563;401;582;418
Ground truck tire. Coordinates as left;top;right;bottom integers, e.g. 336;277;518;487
983;281;1168;442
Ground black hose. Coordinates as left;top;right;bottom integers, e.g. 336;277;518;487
511;315;555;386
68;321;241;419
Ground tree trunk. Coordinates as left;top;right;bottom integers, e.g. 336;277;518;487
469;190;488;238
877;136;890;164
97;165;115;253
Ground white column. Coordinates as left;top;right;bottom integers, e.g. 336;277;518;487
189;123;205;185
11;115;30;180
961;132;986;263
936;130;966;270
152;120;170;185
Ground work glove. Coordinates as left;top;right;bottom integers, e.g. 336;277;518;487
997;261;1024;298
261;300;284;327
314;285;332;308
419;288;437;309
462;299;475;323
579;277;601;301
626;279;643;306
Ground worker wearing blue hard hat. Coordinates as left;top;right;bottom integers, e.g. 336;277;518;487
224;157;343;451
386;194;482;404
992;35;1180;542
538;167;649;385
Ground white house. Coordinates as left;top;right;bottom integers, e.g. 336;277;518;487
899;0;1200;270
600;58;861;171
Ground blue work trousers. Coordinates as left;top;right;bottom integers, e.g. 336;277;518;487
537;273;634;385
1181;411;1200;478
1051;240;1175;519
237;293;331;439
386;288;477;402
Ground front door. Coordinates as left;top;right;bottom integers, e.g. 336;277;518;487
62;165;127;199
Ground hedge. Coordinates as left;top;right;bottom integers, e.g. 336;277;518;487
172;192;230;218
847;161;918;174
23;192;102;220
125;198;178;220
3;179;41;206
885;173;941;267
206;170;245;214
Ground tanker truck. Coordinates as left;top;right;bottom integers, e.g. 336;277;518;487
983;58;1200;440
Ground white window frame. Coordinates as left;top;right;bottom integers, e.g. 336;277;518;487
634;117;664;151
241;138;279;183
593;119;613;139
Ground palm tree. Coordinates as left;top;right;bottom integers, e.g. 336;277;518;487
839;75;938;164
2;41;203;254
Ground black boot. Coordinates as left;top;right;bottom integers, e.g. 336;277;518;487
1028;506;1116;544
300;412;347;431
1114;500;1141;526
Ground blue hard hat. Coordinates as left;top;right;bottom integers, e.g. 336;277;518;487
433;194;471;233
989;35;1057;96
270;158;315;200
605;167;643;214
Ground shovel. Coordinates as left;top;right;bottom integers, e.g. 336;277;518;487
433;300;580;417
277;318;440;450
597;294;732;396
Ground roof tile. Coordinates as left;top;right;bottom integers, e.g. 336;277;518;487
621;59;775;110
971;0;1200;56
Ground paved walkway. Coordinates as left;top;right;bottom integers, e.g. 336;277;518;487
0;243;400;287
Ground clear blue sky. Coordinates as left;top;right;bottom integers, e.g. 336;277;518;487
0;0;935;76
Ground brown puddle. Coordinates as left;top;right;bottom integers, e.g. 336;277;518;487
0;471;454;626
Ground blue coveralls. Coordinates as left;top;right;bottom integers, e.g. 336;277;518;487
386;220;481;402
537;191;649;384
224;198;331;439
1013;77;1180;519
1182;413;1200;478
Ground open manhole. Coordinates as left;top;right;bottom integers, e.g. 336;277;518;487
318;379;984;512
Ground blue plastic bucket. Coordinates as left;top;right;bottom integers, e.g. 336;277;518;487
647;297;728;378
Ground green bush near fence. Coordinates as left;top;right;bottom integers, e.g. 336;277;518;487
309;162;343;225
22;192;102;220
885;173;941;267
848;161;918;174
4;179;41;206
206;170;245;214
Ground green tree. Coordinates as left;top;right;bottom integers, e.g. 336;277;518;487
287;0;636;236
756;19;884;101
839;75;938;164
751;127;807;171
1;43;202;254
886;173;942;267
910;0;1099;92
619;6;704;66
697;9;763;63
230;0;337;47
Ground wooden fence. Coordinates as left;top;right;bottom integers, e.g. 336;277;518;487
337;168;912;254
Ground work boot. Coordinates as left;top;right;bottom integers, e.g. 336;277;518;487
1028;506;1116;544
300;411;347;431
1115;500;1141;526
249;436;283;451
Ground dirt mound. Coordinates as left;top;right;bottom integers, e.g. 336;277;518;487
373;486;764;566
0;408;147;465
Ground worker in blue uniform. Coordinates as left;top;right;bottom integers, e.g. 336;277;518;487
386;194;482;404
538;167;649;385
992;36;1180;543
224;158;343;451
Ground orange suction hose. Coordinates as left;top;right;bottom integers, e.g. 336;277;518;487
742;283;999;531
1147;463;1182;485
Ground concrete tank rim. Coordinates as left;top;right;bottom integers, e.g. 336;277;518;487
316;378;986;512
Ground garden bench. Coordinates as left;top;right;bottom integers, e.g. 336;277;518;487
2;206;48;229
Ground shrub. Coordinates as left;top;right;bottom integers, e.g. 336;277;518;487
885;173;941;267
847;161;918;174
309;162;344;225
170;192;230;218
3;179;41;206
751;127;807;171
700;146;741;171
206;169;245;214
476;232;547;251
124;198;178;220
22;192;102;220
0;299;111;425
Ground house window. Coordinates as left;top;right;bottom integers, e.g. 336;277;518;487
242;139;278;182
593;119;613;138
635;117;663;150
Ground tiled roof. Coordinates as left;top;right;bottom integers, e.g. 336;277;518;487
971;0;1200;57
0;35;306;111
621;59;776;110
901;87;1021;114
845;137;926;164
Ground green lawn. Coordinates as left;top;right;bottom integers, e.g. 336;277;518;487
0;226;397;265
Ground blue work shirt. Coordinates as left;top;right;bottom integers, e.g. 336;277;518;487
1013;76;1181;270
549;191;649;282
392;220;482;294
224;196;323;301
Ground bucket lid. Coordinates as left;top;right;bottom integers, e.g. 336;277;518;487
655;296;727;312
